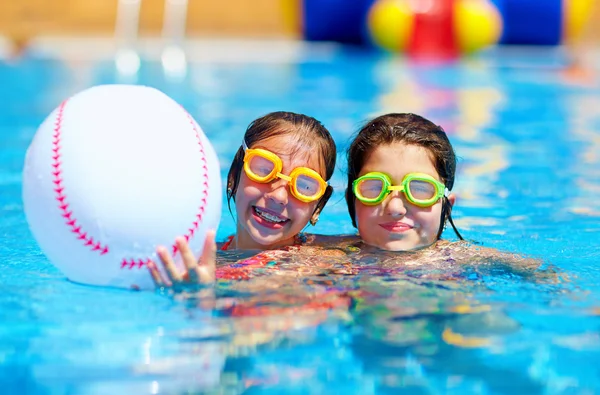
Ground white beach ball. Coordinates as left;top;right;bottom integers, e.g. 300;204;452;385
22;84;221;290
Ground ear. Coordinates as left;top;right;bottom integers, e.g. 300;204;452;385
227;177;236;201
447;192;456;209
310;186;333;226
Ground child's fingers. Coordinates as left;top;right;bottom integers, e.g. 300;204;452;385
153;234;216;291
147;259;169;287
176;236;200;283
157;246;183;283
197;230;217;284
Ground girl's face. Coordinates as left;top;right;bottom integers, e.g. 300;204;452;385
354;142;455;251
235;134;324;250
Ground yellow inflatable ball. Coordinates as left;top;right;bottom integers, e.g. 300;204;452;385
454;0;503;54
367;0;414;52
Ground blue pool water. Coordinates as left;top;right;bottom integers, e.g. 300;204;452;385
1;42;600;394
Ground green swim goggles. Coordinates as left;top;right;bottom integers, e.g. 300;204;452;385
353;172;449;207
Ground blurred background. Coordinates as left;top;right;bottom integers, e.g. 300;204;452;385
0;0;598;58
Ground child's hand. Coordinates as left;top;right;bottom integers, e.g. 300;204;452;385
147;230;217;291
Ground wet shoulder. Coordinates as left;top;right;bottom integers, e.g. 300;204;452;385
297;233;362;256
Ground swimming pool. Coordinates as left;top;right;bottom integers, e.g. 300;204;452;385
1;40;600;394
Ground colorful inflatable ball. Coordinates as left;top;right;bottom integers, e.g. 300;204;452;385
366;0;502;57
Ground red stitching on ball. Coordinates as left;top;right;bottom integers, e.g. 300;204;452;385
53;100;110;256
120;258;151;269
164;110;210;260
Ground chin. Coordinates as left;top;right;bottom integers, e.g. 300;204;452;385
365;238;432;252
251;233;280;247
384;242;419;252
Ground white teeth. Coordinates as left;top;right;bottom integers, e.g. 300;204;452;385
254;207;286;223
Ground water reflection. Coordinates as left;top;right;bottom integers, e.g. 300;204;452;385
136;244;568;393
565;91;600;217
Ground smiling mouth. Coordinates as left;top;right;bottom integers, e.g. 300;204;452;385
253;206;290;224
379;222;413;232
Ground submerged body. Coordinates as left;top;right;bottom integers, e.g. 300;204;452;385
214;234;551;284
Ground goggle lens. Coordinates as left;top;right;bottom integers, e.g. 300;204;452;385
356;178;385;200
407;179;437;201
247;155;276;179
294;173;322;198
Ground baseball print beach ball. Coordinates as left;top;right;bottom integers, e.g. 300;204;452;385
22;84;222;290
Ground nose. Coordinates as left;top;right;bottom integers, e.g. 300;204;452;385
265;177;289;205
384;191;407;217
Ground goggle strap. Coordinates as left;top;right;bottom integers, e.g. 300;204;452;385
444;188;450;197
447;213;464;240
442;196;463;241
242;139;249;151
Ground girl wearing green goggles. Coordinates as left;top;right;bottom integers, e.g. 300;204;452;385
346;113;463;252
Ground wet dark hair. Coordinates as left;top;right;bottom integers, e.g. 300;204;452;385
226;111;336;225
345;113;463;240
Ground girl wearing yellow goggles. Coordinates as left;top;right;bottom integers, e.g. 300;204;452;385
148;111;336;289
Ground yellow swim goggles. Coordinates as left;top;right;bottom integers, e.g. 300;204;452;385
242;141;328;203
353;172;448;207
